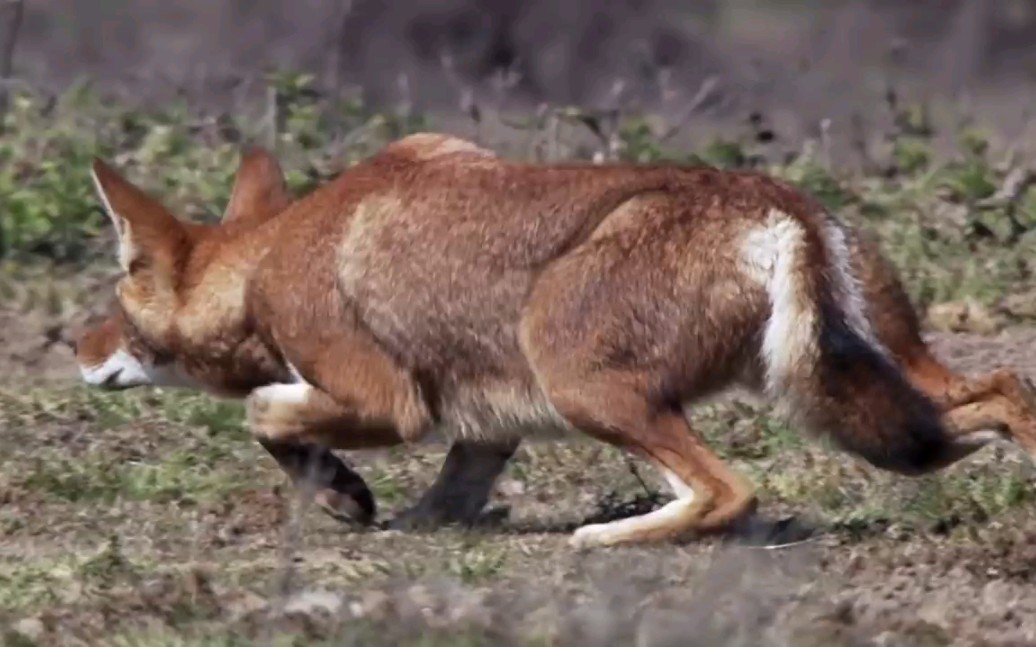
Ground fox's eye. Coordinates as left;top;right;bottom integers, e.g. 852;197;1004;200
127;257;147;274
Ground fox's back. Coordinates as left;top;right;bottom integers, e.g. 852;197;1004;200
335;159;674;373
316;158;781;367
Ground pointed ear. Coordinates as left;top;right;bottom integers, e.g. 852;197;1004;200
91;158;190;274
222;146;291;225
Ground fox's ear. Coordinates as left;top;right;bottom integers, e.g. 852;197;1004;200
91;158;190;274
222;146;291;226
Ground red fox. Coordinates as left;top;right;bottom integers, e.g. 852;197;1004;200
71;133;1036;548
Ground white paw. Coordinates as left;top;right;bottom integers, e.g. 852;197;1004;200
568;497;694;550
247;382;314;438
253;382;312;406
568;523;615;550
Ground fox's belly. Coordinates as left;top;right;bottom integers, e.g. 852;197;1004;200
343;260;574;442
432;377;576;443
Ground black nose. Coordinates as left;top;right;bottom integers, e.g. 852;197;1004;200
102;368;122;388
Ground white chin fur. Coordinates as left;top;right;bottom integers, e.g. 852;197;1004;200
80;348;199;390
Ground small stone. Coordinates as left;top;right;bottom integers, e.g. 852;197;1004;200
1002;291;1036;320
223;590;268;621
283;589;344;616
496;478;526;497
447;589;494;629
925;299;1002;334
12;617;45;641
351;589;393;620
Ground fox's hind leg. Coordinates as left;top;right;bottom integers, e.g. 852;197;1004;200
520;292;756;547
518;202;761;547
906;356;1036;461
540;377;756;548
941;369;1036;455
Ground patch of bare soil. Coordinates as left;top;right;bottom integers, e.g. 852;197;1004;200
0;269;117;387
928;328;1036;379
0;309;79;386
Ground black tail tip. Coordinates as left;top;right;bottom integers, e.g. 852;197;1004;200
865;411;952;476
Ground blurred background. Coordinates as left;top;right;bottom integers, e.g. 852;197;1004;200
10;0;1036;159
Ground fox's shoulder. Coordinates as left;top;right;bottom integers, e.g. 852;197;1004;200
380;133;496;163
320;133;499;200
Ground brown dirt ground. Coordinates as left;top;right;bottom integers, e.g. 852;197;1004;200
3;306;1036;645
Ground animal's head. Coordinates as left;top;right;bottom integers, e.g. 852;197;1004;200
72;147;294;395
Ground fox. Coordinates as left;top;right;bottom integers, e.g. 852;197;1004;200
71;132;1036;548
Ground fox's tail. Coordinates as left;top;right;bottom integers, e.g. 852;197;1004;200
752;209;949;475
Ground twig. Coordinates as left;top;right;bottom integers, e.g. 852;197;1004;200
0;0;22;258
439;53;484;143
819;118;833;168
976;166;1035;209
0;0;25;131
850;112;879;174
551;105;622;163
0;76;28;89
395;72;413;124
327;0;353;94
656;75;720;144
751;536;820;551
975;166;1036;243
545;110;561;162
262;85;279;150
624;456;658;500
579;78;628;162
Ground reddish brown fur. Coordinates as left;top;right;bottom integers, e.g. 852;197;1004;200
850;229;1036;458
390;226;1036;531
221;147;293;228
74;311;123;371
73;133;1036;547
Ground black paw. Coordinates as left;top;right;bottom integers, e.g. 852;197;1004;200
728;514;818;547
385;503;512;532
314;484;377;526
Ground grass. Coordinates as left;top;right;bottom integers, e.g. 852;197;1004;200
5;72;1036;644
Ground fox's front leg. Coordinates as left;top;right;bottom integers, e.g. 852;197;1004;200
249;382;514;529
246;381;412;449
246;328;433;524
245;380;411;526
388;439;520;531
257;438;377;525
